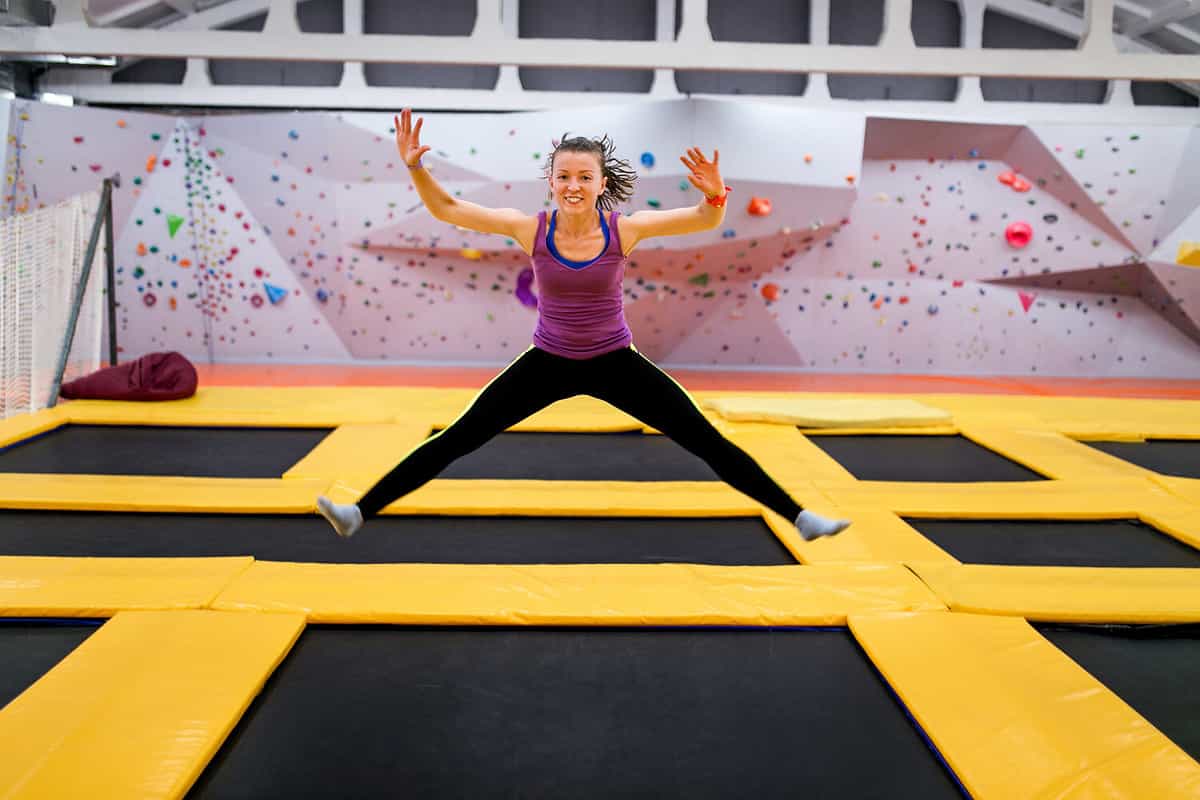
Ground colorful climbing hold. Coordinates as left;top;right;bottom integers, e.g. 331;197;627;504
264;283;288;305
747;197;772;216
1005;222;1033;248
166;214;184;238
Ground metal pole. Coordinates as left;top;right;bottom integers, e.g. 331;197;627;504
105;174;119;366
48;179;113;408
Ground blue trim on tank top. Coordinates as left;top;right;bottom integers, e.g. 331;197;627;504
547;209;609;270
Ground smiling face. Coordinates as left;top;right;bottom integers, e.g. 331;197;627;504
549;150;607;219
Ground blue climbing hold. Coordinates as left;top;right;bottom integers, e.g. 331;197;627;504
640;152;655;168
264;283;288;305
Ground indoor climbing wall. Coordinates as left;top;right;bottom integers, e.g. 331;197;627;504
3;97;1198;375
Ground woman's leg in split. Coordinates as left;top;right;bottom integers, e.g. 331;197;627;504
585;347;849;540
318;346;572;537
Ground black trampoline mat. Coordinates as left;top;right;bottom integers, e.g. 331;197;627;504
0;511;796;565
1082;439;1200;479
433;431;722;481
805;434;1046;482
187;627;966;799
0;425;333;478
1036;623;1200;760
905;518;1200;568
0;622;97;710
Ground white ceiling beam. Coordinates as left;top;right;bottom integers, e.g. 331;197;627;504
1120;0;1200;38
983;0;1200;92
6;25;1200;80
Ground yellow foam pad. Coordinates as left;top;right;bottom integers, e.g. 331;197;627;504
1152;475;1200;508
0;556;252;617
0;406;67;449
1178;240;1200;267
212;562;945;624
0;610;304;799
283;423;432;481
958;424;1152;480
908;563;1200;623
850;612;1200;799
701;396;951;428
818;477;1150;516
62;386;428;426
0;473;327;512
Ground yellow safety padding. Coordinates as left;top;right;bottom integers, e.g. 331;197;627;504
719;423;852;485
283;423;433;481
907;563;1200;623
502;394;649;433
0;556;252;617
702;396;951;428
1133;502;1200;550
0;610;304;800
212;562;946;624
818;477;1151;517
957;424;1151;481
0;406;68;449
849;613;1200;799
1178;240;1200;267
1151;476;1200;508
0;473;328;512
62;386;429;427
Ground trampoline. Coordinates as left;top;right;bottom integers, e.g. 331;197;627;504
805;434;1046;482
1081;439;1200;479
0;621;98;710
0;425;333;478
1036;623;1200;760
0;511;796;565
905;518;1200;568
2;620;967;799
3;385;1200;797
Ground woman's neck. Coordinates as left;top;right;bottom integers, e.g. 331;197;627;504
555;208;599;239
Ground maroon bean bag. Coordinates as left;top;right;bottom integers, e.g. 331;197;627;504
60;351;198;401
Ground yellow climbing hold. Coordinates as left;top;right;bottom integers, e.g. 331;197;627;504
1177;241;1200;267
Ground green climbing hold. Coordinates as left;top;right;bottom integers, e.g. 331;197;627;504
688;273;710;287
167;214;185;238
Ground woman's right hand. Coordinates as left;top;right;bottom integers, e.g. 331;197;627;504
395;108;432;168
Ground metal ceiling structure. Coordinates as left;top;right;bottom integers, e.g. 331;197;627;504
0;0;1197;115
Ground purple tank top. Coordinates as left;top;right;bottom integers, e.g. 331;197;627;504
530;208;633;359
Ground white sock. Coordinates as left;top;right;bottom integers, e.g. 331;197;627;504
317;495;364;539
794;509;851;541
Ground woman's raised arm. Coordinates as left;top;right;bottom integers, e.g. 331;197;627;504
396;108;531;241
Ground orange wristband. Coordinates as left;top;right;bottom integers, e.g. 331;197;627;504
705;185;731;208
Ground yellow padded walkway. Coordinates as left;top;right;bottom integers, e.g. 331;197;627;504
0;556;252;617
0;610;304;800
850;612;1200;800
211;562;945;625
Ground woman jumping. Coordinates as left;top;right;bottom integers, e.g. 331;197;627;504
317;107;851;542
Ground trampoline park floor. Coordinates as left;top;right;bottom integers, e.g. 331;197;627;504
1;366;1199;798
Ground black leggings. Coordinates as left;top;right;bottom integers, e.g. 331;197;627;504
357;345;804;522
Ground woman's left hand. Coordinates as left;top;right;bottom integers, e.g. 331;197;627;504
680;147;723;199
